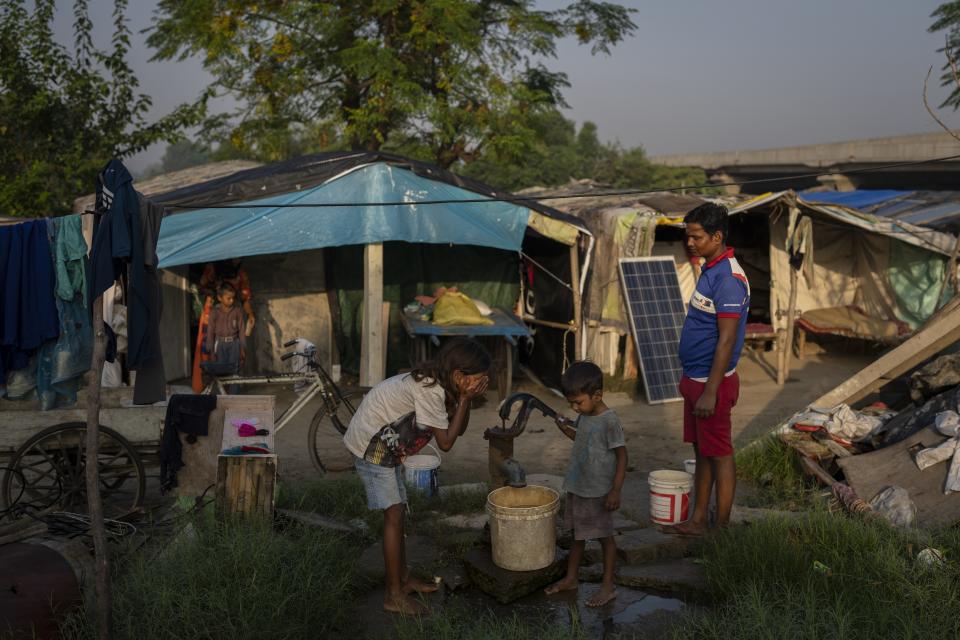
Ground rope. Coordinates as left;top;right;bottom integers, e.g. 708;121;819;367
561;325;575;372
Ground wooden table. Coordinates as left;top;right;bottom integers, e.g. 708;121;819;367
399;309;530;399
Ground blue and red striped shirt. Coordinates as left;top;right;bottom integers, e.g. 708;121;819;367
678;248;750;380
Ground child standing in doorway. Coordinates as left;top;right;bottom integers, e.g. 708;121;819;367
205;282;246;375
343;338;491;615
545;361;628;607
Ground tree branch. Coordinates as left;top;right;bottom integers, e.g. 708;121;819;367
924;65;960;145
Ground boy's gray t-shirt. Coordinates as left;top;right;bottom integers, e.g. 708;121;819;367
563;410;626;498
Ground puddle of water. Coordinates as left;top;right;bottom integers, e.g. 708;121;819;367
355;579;686;638
443;583;685;638
610;593;685;624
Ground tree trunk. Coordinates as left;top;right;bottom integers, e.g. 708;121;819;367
85;295;111;639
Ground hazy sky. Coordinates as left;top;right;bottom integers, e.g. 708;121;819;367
55;1;960;173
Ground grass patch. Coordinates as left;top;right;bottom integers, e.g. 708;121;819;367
735;435;817;509
62;518;363;639
670;513;960;639
277;474;385;534
409;484;489;515
393;601;584;640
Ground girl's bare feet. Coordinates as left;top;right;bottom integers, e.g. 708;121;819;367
544;576;579;595
585;585;617;607
383;592;430;616
403;576;439;594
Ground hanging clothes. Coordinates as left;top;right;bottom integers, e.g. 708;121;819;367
131;194;167;405
36;215;93;410
88;159;167;404
0;219;59;392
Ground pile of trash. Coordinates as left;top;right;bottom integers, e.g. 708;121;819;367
783;352;960;529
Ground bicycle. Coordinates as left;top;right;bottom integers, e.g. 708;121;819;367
201;338;367;473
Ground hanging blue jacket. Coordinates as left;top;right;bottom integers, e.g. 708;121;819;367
88;159;158;368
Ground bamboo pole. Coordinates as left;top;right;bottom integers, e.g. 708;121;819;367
85;294;111;639
569;243;582;360
521;315;579;331
777;266;799;386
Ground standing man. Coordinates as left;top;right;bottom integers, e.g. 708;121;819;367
666;203;749;536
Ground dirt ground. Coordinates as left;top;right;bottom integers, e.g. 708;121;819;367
273;348;871;519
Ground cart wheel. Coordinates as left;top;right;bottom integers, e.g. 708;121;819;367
2;422;145;519
308;390;368;474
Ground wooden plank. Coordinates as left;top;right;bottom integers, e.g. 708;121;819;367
837;427;960;527
811;303;960;409
176;395;275;498
570;243;583;360
0;406;164;452
360;242;385;386
779;430;833;461
216;454;277;520
382;301;390;375
777;265;799;386
623;339;639;380
798;456;838;487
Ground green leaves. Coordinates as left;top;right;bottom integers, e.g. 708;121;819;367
0;0;203;217
929;1;960;109
461;110;709;192
147;0;637;169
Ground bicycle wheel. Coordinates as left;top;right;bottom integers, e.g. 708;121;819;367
2;423;145;519
308;389;367;473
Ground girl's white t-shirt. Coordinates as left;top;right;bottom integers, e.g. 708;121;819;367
342;373;449;464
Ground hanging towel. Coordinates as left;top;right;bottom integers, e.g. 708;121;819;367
36;216;93;409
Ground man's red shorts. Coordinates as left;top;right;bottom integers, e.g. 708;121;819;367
680;373;739;457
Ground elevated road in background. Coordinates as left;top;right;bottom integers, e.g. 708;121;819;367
651;132;960;193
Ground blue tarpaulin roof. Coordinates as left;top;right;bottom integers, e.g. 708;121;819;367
800;189;960;233
156;162;532;268
800;190;912;209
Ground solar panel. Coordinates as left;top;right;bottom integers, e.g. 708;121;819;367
618;257;687;404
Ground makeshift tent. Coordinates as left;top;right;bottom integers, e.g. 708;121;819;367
535;186;957;385
145;152;591;387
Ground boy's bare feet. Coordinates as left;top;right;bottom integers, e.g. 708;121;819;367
403;576;439;594
544;576;579;595
659;521;706;537
383;592;430;616
585;585;617;607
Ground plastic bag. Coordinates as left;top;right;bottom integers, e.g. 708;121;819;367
935;411;960;438
432;291;494;326
869;485;917;528
914;437;958;471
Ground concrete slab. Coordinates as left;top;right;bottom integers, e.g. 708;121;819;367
730;505;805;525
462;547;567;604
579;558;708;600
276;508;364;534
580;528;694;565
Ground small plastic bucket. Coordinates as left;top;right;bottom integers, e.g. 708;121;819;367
403;444;441;497
648;470;694;525
684;459;696;475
